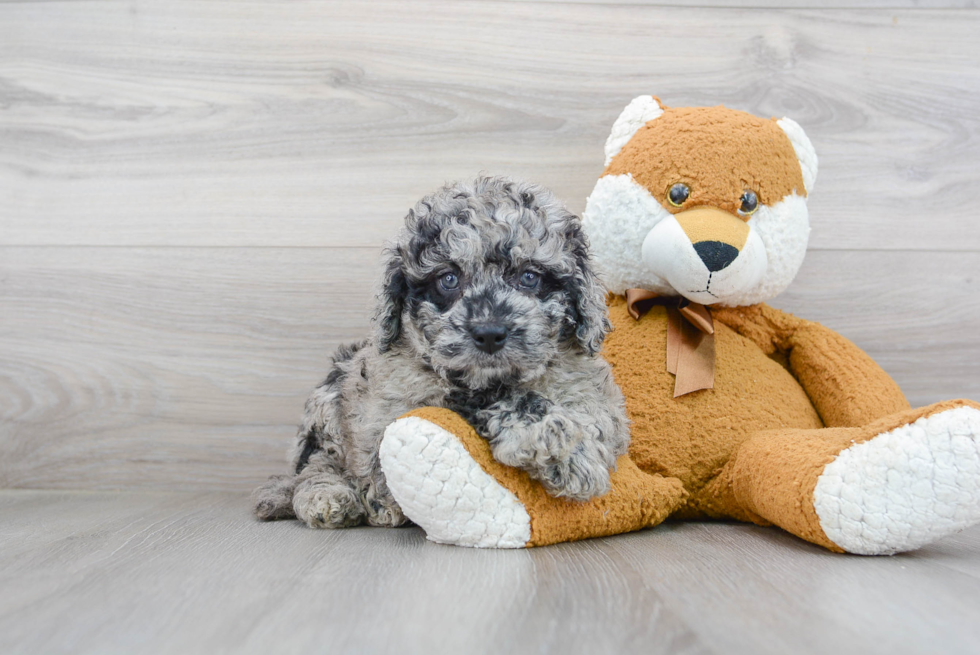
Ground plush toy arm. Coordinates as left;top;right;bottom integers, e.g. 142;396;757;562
714;304;910;427
784;317;911;427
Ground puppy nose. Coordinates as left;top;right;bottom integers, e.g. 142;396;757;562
470;324;508;354
693;241;739;272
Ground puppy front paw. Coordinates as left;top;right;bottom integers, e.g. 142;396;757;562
491;415;614;502
292;483;366;529
491;412;582;469
537;444;613;501
364;495;409;528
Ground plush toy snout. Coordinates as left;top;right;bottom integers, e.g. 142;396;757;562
675;208;749;270
640;206;767;305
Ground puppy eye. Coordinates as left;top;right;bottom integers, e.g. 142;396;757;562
519;270;540;289
738;190;759;216
439;272;459;290
667;183;690;208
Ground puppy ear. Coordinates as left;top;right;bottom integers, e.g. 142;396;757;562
565;222;611;356
374;245;408;353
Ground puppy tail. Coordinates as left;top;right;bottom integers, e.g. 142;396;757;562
252;474;297;521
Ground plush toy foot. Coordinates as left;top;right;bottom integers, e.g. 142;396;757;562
380;408;687;548
813;403;980;555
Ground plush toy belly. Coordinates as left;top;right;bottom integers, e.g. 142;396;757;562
603;299;822;514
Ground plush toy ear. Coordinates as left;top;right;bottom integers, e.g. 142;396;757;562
603;95;665;166
776;117;818;195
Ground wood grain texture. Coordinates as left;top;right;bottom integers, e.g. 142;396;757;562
2;246;978;491
505;1;979;6
0;247;377;490
1;489;978;655
1;2;979;492
1;1;980;250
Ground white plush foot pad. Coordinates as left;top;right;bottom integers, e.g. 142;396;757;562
814;406;980;555
380;416;531;548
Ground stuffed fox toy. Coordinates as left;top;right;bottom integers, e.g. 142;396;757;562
379;96;980;554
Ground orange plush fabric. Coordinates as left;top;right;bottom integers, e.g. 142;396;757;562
602;294;915;523
712;304;911;427
604;296;824;500
604;104;807;215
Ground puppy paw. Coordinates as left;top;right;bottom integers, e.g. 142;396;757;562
490;413;615;500
536;443;613;501
365;495;409;528
491;412;582;469
252;474;296;520
292;483;366;529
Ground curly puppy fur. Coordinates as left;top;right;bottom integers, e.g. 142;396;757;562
253;176;630;529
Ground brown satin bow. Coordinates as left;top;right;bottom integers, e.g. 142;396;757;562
625;289;715;398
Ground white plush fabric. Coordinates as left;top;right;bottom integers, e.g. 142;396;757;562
380;416;532;548
582;173;673;296
725;192;811;306
813;406;980;555
776;117;818;195
603;96;664;166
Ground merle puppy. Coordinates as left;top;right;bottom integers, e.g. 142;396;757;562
253;176;629;529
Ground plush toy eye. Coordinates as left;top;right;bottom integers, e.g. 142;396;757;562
519;270;540;289
738;190;759;216
439;272;459;290
667;183;690;208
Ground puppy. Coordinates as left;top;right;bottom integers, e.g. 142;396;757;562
253;176;629;529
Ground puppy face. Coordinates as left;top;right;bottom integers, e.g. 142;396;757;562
375;176;609;389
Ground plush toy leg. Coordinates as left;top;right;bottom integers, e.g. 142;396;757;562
380;407;687;548
704;399;980;554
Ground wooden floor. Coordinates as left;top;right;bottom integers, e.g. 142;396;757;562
2;490;979;655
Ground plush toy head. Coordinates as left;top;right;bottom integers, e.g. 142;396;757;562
582;96;818;307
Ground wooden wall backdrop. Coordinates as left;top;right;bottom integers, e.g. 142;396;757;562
2;0;979;491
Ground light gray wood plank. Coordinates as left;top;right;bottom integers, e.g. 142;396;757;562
0;247;378;491
607;521;980;655
499;1;980;6
4;0;974;7
1;490;978;655
0;490;709;655
770;249;980;406
1;246;978;491
2;2;979;250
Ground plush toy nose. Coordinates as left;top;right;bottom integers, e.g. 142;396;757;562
673;207;750;272
470;324;508;354
693;241;740;272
